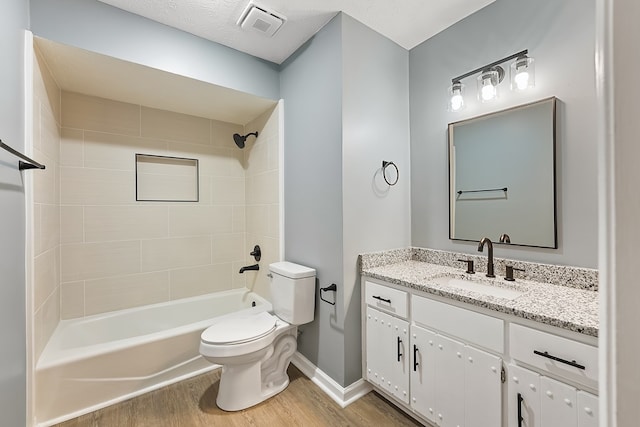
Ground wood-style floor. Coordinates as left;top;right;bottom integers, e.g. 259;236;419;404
55;365;423;427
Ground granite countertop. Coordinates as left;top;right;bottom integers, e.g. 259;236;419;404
362;258;599;337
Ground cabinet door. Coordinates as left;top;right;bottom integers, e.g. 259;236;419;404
577;391;599;427
410;325;438;423
507;364;541;427
464;346;502;427
365;307;409;403
540;376;577;427
435;334;466;427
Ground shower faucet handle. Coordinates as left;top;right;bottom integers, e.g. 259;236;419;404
456;259;475;274
250;245;261;261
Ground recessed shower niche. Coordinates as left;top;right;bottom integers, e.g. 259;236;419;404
135;154;199;202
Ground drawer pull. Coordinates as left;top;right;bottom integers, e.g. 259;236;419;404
533;350;586;370
413;344;419;371
373;295;391;304
397;337;403;362
517;393;524;427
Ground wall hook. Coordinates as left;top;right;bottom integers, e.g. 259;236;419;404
320;283;337;306
381;160;399;186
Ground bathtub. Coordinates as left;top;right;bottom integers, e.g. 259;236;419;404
35;288;271;426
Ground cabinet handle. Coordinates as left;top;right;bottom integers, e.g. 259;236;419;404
533;350;586;370
517;393;524;427
413;344;419;371
397;336;403;362
373;295;391;304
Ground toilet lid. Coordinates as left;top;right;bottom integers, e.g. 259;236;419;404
201;311;277;345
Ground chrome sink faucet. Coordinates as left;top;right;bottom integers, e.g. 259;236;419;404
477;237;495;278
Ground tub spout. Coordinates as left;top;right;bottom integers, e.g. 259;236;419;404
239;264;259;274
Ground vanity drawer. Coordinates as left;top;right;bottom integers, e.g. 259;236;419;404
510;324;598;389
412;295;504;353
365;281;408;319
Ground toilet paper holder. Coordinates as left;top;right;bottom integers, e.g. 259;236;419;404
319;283;337;306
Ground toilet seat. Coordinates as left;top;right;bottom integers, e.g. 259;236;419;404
200;311;282;359
202;311;277;345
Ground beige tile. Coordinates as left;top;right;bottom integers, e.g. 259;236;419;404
34;203;42;256
61;241;140;282
136;172;199;202
232;206;246;232
141;107;210;145
232;261;247;289
198;176;212;205
33;306;44;361
202;148;245;178
60;206;84;244
250;170;279;205
169;205;232;237
141;236;211;272
60;281;84;319
41;288;60;352
34;247;59;310
32;94;41;155
169;264;233;300
60;167;135;205
60;128;84;167
35;46;61;121
85;206;168;242
212;176;245;205
268;204;280;239
267;135;279;171
246;205;268;236
84;271;170;316
84;131;167;171
40;203;60;253
34;149;57;205
211;120;244;149
246;141;268;176
40;104;60;163
62;92;140;136
212;233;245;264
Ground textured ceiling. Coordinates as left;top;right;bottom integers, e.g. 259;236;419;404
98;0;495;64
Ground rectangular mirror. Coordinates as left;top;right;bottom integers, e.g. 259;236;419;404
448;97;557;248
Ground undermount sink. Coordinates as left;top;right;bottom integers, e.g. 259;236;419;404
429;274;524;300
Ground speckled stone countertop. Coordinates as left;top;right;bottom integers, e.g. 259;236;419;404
360;248;599;337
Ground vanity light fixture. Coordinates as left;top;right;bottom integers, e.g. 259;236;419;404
448;50;535;110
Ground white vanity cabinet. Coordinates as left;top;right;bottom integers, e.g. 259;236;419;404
362;278;598;427
507;324;599;427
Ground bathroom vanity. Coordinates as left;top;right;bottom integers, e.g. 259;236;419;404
360;248;599;427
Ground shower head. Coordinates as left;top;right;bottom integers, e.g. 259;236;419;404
232;131;259;149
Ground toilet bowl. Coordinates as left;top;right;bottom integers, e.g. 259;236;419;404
199;261;316;411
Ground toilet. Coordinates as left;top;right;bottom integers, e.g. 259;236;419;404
199;261;316;411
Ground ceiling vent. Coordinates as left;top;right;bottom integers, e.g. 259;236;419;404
237;2;286;38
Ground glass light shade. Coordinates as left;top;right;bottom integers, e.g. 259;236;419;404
510;56;535;91
447;82;465;112
477;70;499;102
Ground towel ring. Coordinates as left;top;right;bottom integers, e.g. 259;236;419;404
382;161;399;186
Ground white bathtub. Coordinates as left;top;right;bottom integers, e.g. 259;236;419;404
35;288;271;426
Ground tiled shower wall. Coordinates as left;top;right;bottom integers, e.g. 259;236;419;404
57;92;279;319
244;106;280;300
32;46;61;360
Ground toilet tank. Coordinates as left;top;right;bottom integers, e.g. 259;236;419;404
269;262;316;325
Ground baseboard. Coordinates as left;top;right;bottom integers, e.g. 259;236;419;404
291;352;372;408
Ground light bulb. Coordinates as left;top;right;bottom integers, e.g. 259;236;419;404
514;71;529;90
481;80;496;101
450;93;464;111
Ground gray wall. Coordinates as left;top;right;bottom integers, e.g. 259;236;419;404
281;14;411;387
30;0;280;101
280;15;346;385
0;0;29;425
410;0;598;267
341;14;411;385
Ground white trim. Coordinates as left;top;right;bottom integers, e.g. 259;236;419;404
277;99;285;261
291;351;372;408
23;29;35;427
